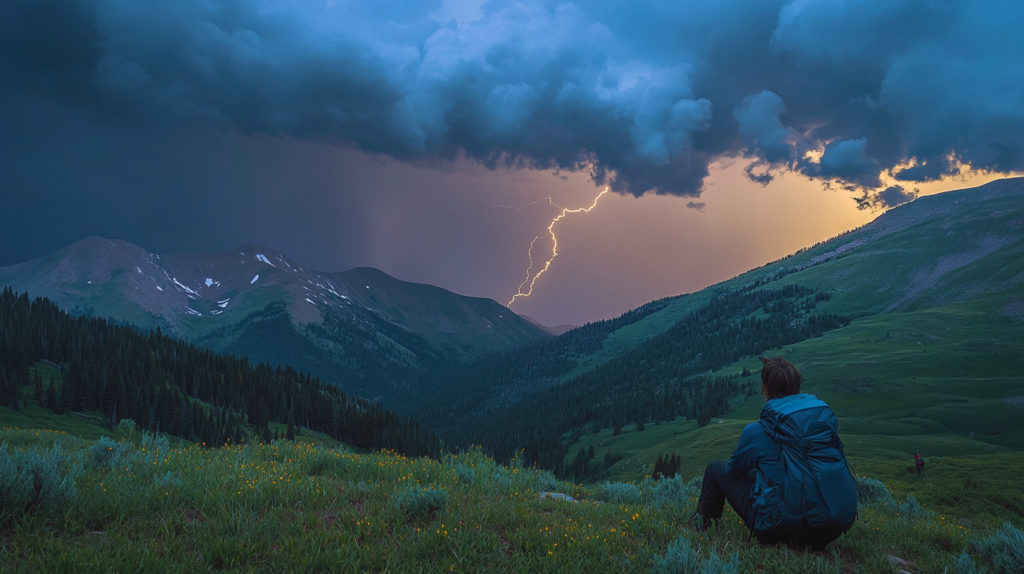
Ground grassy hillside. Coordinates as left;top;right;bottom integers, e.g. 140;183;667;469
3;429;1022;573
412;178;1024;480
568;297;1024;525
545;177;1024;383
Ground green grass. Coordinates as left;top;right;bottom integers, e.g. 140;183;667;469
569;298;1024;529
267;422;348;450
2;431;1015;573
4;298;1020;572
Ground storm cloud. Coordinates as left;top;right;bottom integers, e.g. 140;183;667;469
2;0;1022;197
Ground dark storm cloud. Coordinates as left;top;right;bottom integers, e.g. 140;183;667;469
1;0;1022;198
806;139;883;189
855;185;917;211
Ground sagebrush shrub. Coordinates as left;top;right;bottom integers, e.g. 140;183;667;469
0;442;80;523
973;522;1024;574
487;473;514;494
88;436;135;468
949;550;985;574
652;475;702;508
855;476;891;504
532;470;558;493
452;463;476;484
140;432;170;453
117;419;137;435
883;494;930;519
154;471;184;489
653;535;700;573
352;480;375;495
395;487;447;519
652;535;739;574
599;481;643;505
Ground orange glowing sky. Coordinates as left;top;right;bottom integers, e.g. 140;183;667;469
342;148;1013;326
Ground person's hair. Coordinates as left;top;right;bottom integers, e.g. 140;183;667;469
760;356;802;400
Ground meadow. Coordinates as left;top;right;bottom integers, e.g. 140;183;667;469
2;423;1022;573
3;184;1023;572
570;298;1024;526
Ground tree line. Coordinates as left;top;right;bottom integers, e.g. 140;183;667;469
413;284;851;476
0;288;441;456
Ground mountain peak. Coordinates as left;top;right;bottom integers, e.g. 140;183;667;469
0;239;550;400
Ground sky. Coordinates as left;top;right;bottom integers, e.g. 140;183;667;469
1;0;1021;326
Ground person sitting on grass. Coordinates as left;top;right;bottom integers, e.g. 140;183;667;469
692;357;857;550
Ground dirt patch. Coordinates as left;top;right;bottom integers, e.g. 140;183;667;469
1000;397;1024;410
832;378;876;393
349;499;366;515
495;526;514;556
183;508;205;524
888;234;1016;310
1000;302;1024;321
808;239;867;265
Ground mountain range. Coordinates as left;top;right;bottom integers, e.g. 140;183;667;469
3;177;1022;455
0;238;548;401
409;177;1024;470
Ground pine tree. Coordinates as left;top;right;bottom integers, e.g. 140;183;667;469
7;374;20;411
33;371;43;402
286;409;296;441
44;378;57;411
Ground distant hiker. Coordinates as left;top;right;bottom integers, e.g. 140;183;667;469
915;452;924;475
692;357;857;550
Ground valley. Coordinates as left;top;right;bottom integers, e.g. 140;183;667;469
0;240;549;403
411;178;1024;481
3;178;1023;573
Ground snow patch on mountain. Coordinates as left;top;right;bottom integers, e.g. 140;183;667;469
256;254;275;267
172;278;199;296
306;298;316;305
204;278;220;287
217;299;230;308
251;275;259;284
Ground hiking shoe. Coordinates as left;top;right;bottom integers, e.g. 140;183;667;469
686;509;712;532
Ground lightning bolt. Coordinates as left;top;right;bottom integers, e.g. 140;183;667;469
507;187;610;307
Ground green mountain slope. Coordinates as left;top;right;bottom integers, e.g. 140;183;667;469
0;289;441;456
413;177;1024;475
0;239;550;402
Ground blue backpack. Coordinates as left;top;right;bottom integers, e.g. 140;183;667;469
750;394;857;548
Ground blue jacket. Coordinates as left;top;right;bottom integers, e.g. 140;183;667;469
724;394;824;484
724;418;784;482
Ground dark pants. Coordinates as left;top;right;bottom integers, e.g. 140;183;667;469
697;460;755;527
699;460;846;549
